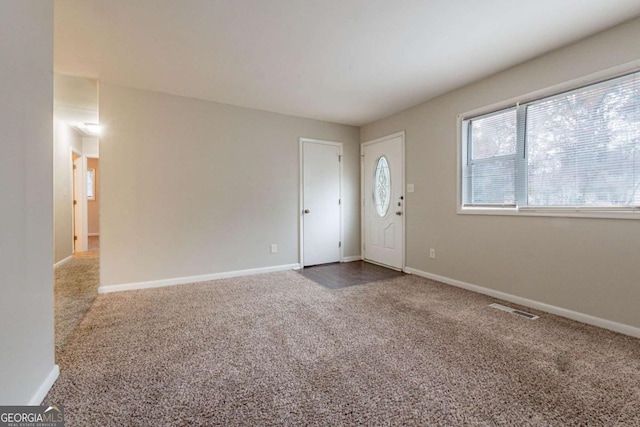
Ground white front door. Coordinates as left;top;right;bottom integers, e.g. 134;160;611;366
302;139;341;266
363;132;404;270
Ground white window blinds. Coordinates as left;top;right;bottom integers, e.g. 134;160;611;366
463;108;517;206
526;72;640;207
462;70;640;211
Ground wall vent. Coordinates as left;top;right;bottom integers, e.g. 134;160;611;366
489;303;539;320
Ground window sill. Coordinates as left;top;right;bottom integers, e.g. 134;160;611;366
458;206;640;220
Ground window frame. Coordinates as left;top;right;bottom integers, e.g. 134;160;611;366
462;106;520;208
87;168;96;201
457;64;640;220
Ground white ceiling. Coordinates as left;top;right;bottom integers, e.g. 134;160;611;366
54;0;640;126
54;73;99;128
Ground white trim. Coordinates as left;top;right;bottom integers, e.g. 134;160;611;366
361;131;406;271
405;267;640;339
81;155;89;250
53;255;73;269
98;263;301;294
361;130;406;147
28;364;59;405
341;255;362;262
88;233;100;237
70;148;89;252
360;150;365;264
457;206;640;220
456;116;464;217
299;138;344;267
299;140;304;266
70;147;81;253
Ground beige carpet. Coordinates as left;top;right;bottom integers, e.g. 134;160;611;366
54;256;100;352
72;251;99;260
45;271;640;426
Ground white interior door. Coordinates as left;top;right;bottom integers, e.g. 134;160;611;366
302;139;341;266
72;155;85;253
363;133;404;270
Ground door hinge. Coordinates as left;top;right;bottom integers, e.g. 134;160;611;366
338;155;342;162
73;200;77;206
73;165;76;170
338;198;341;205
339;241;342;248
74;235;77;241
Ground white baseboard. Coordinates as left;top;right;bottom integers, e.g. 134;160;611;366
98;263;301;294
88;233;100;237
53;256;72;269
28;364;59;405
405;267;640;339
342;255;362;262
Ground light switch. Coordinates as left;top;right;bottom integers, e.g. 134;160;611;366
407;183;415;193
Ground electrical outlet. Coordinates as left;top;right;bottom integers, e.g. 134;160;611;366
270;244;278;254
429;248;436;259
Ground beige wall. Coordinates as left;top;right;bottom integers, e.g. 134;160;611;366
87;157;100;235
83;136;99;157
100;84;360;286
53;118;83;262
361;18;640;329
0;1;55;404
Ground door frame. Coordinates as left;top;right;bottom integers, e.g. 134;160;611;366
361;131;406;271
85;153;99;242
70;147;88;253
299;137;344;267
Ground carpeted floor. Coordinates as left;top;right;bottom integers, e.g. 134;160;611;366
54;255;100;352
45;270;640;426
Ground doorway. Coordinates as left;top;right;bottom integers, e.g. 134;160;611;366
71;151;86;253
362;131;405;270
86;157;99;252
54;74;101;356
300;138;343;267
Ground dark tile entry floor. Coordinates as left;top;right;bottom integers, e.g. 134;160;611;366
298;261;404;290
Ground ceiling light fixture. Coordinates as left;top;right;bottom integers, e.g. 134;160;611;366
75;122;101;136
83;123;101;135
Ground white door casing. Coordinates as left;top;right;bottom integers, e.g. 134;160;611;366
72;151;88;253
300;138;342;267
362;132;405;270
72;154;84;252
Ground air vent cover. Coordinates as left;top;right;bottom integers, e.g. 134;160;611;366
489;303;539;320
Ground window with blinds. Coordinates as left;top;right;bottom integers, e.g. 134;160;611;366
461;70;640;215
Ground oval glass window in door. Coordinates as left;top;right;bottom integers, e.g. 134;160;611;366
373;156;391;217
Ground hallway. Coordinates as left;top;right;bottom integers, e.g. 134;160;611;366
54;249;99;353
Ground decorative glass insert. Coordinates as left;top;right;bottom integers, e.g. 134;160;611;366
373;156;391;216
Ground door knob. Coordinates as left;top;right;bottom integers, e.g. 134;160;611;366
304;209;310;214
396;211;402;216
